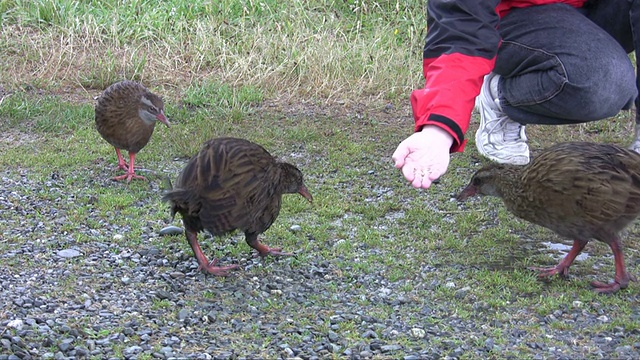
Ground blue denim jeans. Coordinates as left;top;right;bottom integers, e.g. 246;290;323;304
495;2;639;125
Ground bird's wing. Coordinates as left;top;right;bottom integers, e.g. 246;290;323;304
522;143;640;227
179;138;277;233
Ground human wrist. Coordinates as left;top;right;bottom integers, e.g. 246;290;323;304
419;125;455;148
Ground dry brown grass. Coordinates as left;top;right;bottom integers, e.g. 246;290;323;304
0;1;426;105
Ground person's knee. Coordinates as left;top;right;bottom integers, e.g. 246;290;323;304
569;55;636;120
587;76;635;119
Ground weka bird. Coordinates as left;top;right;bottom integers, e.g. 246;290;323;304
95;80;170;182
162;137;313;276
457;142;640;293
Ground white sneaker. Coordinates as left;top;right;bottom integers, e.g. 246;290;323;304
475;73;530;165
629;123;640;154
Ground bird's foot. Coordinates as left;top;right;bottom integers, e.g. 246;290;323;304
116;163;143;171
255;247;294;258
590;280;625;294
197;259;239;276
529;265;570;279
116;162;129;172
112;172;146;183
591;273;631;294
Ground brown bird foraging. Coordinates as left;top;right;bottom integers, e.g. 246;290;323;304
95;80;170;182
457;142;640;293
162;137;313;276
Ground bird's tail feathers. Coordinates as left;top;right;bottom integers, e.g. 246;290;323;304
162;188;202;219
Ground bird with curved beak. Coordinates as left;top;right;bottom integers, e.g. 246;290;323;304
95;80;170;182
457;142;640;293
163;137;313;276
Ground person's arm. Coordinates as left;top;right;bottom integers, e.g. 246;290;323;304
413;0;502;152
393;0;502;189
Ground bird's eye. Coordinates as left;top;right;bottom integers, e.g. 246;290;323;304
472;177;481;186
149;106;158;114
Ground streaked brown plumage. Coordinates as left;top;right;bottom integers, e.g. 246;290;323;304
162;137;313;276
457;142;640;293
95;80;170;182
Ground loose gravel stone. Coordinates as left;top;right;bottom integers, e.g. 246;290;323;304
6;320;23;330
410;328;426;339
56;249;82;258
159;226;183;236
362;330;378;339
381;344;402;352
178;309;190;321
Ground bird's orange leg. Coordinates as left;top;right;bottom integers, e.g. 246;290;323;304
245;232;293;257
591;237;633;293
529;239;587;278
112;152;146;183
186;230;238;276
114;148;129;171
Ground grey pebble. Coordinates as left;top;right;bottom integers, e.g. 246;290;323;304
282;347;295;357
159;226;183;236
86;340;95;351
485;338;495;351
124;345;144;357
58;339;73;352
56;249;82;258
290;224;302;232
327;331;339;342
155;290;173;300
1;339;10;349
11;336;26;348
381;344;402;352
7;319;23;330
362;329;378;339
455;286;471;299
178;309;190;321
75;347;89;357
169;271;185;279
41;337;54;347
214;351;233;359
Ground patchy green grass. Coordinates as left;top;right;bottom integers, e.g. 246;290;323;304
1;86;639;356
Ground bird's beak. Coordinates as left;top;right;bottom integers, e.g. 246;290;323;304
157;111;171;128
456;184;477;201
298;185;313;203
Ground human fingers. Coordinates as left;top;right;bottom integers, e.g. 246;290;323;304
391;143;409;169
401;161;416;183
410;167;435;189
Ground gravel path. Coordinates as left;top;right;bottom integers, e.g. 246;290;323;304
2;166;640;360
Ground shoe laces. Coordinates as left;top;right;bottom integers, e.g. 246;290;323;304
485;101;524;142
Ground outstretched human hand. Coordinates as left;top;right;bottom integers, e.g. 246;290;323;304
392;125;454;189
